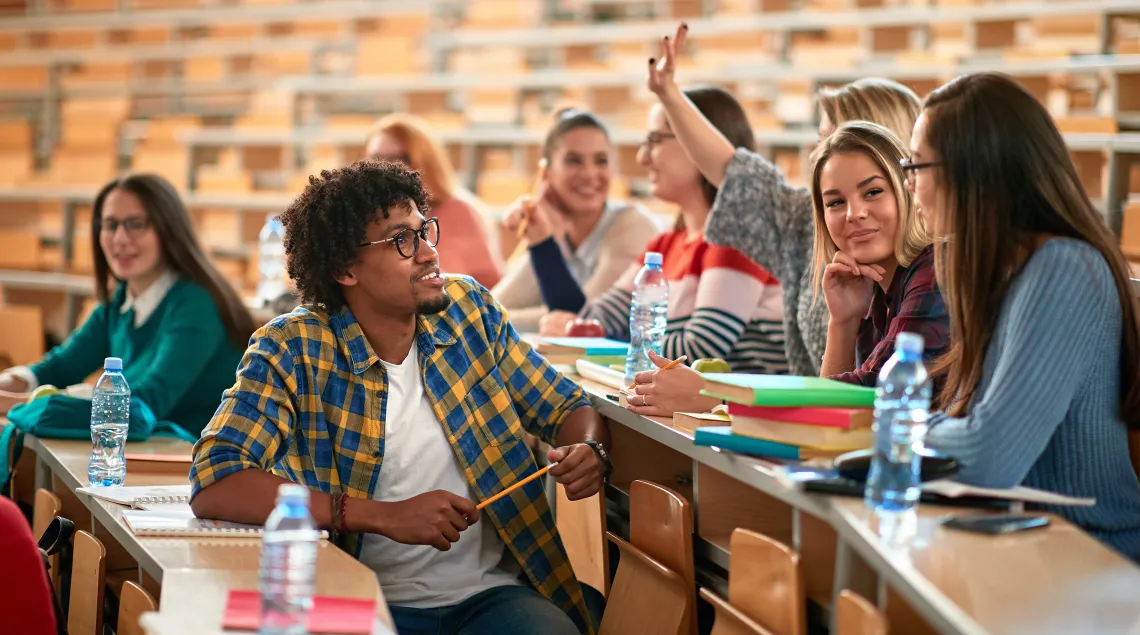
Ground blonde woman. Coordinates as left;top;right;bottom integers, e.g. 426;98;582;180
809;121;946;388
366;114;502;288
646;22;921;376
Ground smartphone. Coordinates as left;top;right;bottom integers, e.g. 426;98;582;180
941;514;1050;536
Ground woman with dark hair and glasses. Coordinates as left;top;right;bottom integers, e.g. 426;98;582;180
912;72;1140;561
492;107;659;331
0;173;255;435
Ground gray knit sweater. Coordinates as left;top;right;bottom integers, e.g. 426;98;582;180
926;238;1140;562
705;148;828;376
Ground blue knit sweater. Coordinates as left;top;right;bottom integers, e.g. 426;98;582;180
926;238;1140;561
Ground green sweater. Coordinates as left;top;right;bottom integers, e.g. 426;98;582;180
30;279;244;436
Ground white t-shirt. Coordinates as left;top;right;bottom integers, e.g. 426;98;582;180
356;343;521;608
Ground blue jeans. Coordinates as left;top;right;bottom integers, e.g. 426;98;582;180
389;584;606;635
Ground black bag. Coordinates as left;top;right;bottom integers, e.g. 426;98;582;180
37;516;74;635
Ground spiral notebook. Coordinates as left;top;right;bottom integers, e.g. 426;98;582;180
121;509;265;538
77;485;192;510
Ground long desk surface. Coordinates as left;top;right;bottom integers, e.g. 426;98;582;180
15;431;395;634
575;378;1140;635
12;373;1140;635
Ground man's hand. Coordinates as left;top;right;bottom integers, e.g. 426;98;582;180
374;490;479;551
547;443;604;500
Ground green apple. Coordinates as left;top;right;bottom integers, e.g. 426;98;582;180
692;358;732;373
29;384;61;401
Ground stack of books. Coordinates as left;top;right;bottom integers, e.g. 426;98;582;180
689;374;877;460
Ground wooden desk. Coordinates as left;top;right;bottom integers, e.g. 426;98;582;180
573;378;1140;635
20;432;395;633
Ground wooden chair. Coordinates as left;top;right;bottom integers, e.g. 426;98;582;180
836;590;887;635
701;587;774;635
68;530;106;635
599;480;694;635
117;581;158;635
34;489;63;589
0;304;45;367
726;528;806;635
556;483;609;595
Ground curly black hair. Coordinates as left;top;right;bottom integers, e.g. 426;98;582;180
279;160;429;312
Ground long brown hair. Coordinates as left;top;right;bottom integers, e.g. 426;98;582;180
91;174;256;349
924;72;1140;426
807;121;929;299
367;114;459;203
817;78;921;146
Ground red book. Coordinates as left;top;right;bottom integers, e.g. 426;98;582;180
222;590;376;634
726;403;872;430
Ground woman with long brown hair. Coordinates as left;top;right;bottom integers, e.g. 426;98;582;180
366;114;502;288
914;72;1140;560
0;173;255;435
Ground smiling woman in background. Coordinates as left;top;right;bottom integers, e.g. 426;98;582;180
366;114;503;289
494;108;659;331
0;173;254;435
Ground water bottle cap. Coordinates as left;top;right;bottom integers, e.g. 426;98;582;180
103;357;123;371
644;252;663;266
895;332;924;355
276;483;310;506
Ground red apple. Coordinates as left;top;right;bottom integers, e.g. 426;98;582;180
565;318;605;338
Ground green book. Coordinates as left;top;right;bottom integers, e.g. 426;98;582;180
699;374;876;408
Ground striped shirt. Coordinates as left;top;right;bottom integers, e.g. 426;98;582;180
190;277;595;632
582;229;789;373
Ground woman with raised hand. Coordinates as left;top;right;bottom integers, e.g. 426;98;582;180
559;87;789;418
493;108;659;331
366;114;503;289
0;174;254;435
646;22;921;377
915;72;1140;561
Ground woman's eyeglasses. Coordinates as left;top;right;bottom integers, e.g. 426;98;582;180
359;217;440;259
640;131;677;149
96;217;150;236
899;157;941;174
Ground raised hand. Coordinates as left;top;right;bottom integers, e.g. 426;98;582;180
647;22;688;96
822;251;885;325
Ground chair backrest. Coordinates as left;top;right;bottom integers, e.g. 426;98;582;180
117;581;158;635
728;528;806;635
701;587;775;635
34;489;63;588
628;480;695;634
835;590;887;635
0;304;44;367
67;530;106;635
556;482;609;595
599;533;690;635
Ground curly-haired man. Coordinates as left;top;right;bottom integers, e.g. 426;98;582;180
189;161;609;634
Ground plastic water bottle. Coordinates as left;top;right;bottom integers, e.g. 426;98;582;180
259;484;318;635
257;215;287;306
625;252;669;383
864;332;932;514
88;357;130;487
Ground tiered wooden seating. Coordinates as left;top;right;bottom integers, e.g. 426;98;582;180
0;119;33;184
47;97;128;185
129;116;198;191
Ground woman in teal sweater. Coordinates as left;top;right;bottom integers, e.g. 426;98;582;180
0;174;255;436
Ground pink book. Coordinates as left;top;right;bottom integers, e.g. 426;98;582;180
223;590;375;634
726;403;872;430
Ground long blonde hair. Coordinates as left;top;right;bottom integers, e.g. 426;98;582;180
366;114;458;203
808;121;930;298
817;78;921;146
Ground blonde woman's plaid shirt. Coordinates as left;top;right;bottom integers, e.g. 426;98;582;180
190;277;595;633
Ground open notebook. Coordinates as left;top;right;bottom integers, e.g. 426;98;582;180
77;485;192;510
121;509;265;538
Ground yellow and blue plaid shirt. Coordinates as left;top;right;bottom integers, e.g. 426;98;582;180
190;277;594;632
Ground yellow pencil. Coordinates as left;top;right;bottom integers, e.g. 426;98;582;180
477;462;558;510
516;160;548;238
626;355;688;392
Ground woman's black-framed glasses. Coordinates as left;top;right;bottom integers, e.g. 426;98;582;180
641;131;677;149
899;157;941;174
359;217;440;259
